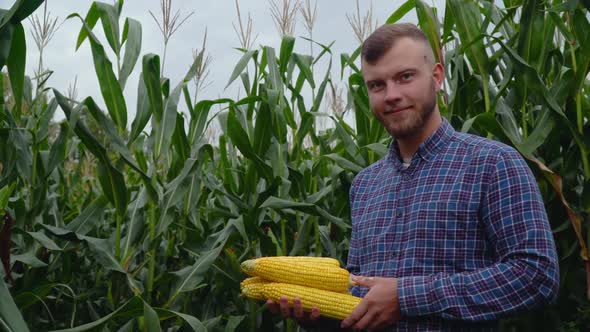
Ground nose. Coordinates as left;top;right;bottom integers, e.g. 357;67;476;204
384;82;402;104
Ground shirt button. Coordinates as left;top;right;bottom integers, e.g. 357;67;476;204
396;208;403;218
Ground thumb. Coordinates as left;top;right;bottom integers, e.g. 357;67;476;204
351;275;377;288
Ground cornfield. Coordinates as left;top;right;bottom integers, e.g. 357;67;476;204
1;0;589;331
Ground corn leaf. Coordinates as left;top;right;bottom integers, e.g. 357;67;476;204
6;23;24;117
119;18;141;89
0;276;30;332
69;14;127;131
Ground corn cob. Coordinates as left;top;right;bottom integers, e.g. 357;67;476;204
240;277;270;301
259;282;361;320
265;256;341;267
240;257;353;293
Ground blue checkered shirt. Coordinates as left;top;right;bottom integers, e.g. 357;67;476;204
347;117;559;331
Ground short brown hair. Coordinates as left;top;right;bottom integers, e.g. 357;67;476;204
361;23;433;65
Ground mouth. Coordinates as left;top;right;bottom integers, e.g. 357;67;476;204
385;106;411;115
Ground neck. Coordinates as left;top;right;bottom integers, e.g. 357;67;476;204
396;110;442;161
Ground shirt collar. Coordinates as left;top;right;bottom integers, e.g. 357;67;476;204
388;116;454;168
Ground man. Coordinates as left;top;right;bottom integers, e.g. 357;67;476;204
268;23;559;331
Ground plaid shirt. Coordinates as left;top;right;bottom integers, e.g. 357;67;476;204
347;117;559;331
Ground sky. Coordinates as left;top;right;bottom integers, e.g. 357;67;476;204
4;0;444;124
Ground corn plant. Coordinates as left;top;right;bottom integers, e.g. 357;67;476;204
1;0;590;331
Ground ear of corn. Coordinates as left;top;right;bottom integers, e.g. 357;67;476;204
240;277;270;301
258;282;361;320
241;257;353;293
264;256;341;266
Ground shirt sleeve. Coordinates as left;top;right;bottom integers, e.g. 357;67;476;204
397;149;559;321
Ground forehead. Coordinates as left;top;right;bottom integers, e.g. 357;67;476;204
361;38;429;79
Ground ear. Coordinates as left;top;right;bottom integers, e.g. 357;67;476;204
432;63;445;92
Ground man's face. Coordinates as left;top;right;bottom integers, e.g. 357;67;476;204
362;37;443;139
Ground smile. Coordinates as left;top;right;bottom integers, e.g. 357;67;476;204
385;106;411;114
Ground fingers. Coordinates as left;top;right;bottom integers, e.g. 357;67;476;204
267;296;321;323
352;309;376;331
351;275;376;288
279;296;291;318
293;298;304;319
340;301;368;329
309;306;320;321
266;300;280;315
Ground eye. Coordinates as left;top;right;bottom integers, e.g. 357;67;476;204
400;72;415;82
367;81;384;91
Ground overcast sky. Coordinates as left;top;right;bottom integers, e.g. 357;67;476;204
5;0;444;124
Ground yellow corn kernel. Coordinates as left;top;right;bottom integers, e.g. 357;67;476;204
240;276;268;287
240;257;353;293
264;256;341;267
260;282;361;320
240;277;270;301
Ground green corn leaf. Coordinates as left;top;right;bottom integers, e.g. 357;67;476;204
516;0;545;69
26;231;61;251
312;60;331;113
54;90;128;217
6;23;24;117
226;50;257;89
0;182;15;212
154;83;181;158
81;96;157;201
323;153;364;173
188;98;233;145
334;119;365;166
0;278;30;332
227;108;273;179
95;2;121;55
0;19;14;72
572;9;590;91
300;37;335;65
155;309;207;332
293;53;315;89
157;146;212;234
0;0;43;29
12;251;47;268
265;47;283;91
46;122;69;177
48;297;143;332
253;102;273;157
142;54;164;121
172;112;190;162
520;108;555;156
129;73;151;142
386;0;415;23
416;0;443;65
548;12;575;44
119;17;142;89
143;302;162;332
448;0;490;87
65;195;109;236
279;35;295;74
167;244;225;307
69;14;127;131
75;3;100;50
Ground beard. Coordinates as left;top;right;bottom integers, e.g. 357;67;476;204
382;80;438;139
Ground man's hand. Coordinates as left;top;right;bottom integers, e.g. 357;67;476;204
266;296;321;323
340;275;401;332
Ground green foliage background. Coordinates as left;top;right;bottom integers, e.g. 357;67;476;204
1;0;589;331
